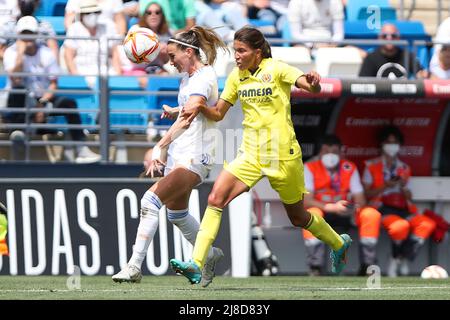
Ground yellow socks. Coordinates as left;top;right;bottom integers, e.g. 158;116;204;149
192;206;223;269
305;212;344;251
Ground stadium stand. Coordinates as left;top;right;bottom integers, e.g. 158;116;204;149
271;46;315;74
345;0;392;21
147;76;180;131
34;0;68;17
314;47;362;78
109;76;148;133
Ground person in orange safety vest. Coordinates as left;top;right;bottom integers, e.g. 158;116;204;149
362;125;436;277
303;135;381;276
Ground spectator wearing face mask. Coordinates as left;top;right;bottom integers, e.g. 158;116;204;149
65;0;127;35
63;0;123;88
362;126;436;277
430;44;450;79
302;134;381;276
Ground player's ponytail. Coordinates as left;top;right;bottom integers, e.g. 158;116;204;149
170;26;228;65
234;26;272;58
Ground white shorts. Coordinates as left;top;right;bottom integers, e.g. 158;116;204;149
164;153;213;184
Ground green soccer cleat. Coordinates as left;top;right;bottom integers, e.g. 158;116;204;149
330;234;352;274
170;259;202;284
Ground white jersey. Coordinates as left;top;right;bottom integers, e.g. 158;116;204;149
168;65;218;168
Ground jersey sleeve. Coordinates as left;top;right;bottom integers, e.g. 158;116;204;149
349;169;364;195
188;69;214;100
220;68;239;105
277;60;304;86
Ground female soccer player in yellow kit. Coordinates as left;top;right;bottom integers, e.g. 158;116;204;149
170;26;352;284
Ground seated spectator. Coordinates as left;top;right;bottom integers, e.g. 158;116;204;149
359;23;427;79
120;0;171;87
302;134;381;276
196;0;249;41
63;0;122;88
139;0;196;34
65;0;128;35
0;0;19;27
287;0;344;44
1;0;59;66
247;0;289;34
430;44;450;79
362;126;436;277
3;16;101;163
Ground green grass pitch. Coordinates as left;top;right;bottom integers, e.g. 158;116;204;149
1;276;450;300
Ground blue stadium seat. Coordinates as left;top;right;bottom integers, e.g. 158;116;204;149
281;19;292;47
35;0;68;16
345;0;390;21
109;76;148;133
148;76;180;128
0;75;6;88
418;46;435;70
57;76;98;128
36;16;66;35
357;7;397;22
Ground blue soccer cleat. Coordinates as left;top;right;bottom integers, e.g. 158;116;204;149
330;234;352;274
170;259;202;284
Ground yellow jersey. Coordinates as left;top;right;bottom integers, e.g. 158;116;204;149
220;58;304;160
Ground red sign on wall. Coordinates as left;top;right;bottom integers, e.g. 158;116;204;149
335;97;447;176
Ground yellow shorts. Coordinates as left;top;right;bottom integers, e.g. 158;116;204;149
224;152;306;204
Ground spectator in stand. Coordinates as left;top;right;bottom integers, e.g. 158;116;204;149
362;125;436;277
246;0;289;34
302;134;381;276
359;23;428;79
63;0;123;88
65;0;128;35
0;0;19;27
430;44;450;79
139;0;196;34
1;0;59;67
429;18;450;79
287;0;344;44
121;0;171;87
195;0;249;41
3;16;101;163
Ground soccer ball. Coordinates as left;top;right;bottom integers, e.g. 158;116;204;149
123;27;161;64
420;265;449;279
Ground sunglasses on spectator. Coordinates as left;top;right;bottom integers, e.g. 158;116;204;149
380;33;400;39
145;10;161;16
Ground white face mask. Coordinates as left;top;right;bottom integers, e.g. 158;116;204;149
383;143;400;157
82;13;99;28
321;153;340;169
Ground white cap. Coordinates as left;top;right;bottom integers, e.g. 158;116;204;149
16;16;39;33
79;0;101;14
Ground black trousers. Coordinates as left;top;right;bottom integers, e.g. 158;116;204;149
5;89;85;141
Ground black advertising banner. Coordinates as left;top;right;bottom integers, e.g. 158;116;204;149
0;180;231;276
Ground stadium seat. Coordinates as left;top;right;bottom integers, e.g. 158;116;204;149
281;19;292;47
56;76;98;128
109;76;149;133
314;47;362;78
147;76;181;128
36;16;66;35
357;7;397;22
345;0;390;21
213;47;235;77
271;46;315;73
35;0;68;17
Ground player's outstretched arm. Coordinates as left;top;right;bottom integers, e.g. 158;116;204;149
295;71;321;94
183;98;233;122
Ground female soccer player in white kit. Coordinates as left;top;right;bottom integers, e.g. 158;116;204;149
112;26;228;287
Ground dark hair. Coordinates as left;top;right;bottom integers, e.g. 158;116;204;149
318;134;342;150
169;26;228;65
234;26;272;58
138;2;169;35
377;125;404;145
19;0;38;17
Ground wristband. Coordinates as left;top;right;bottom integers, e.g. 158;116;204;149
152;145;162;160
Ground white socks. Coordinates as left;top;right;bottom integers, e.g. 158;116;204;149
167;208;214;260
129;191;162;269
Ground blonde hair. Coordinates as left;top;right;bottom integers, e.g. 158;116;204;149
170;26;228;65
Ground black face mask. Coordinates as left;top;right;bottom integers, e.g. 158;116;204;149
19;0;37;17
